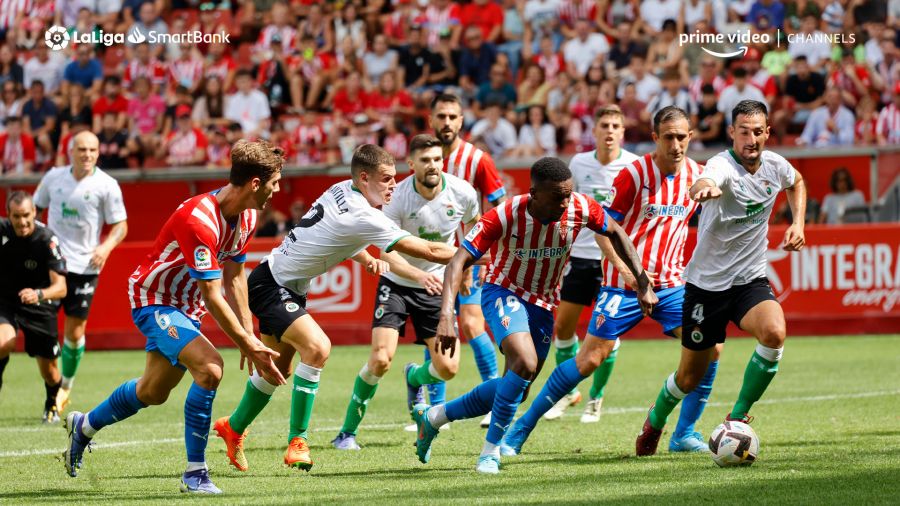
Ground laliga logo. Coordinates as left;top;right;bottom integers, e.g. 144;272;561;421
45;25;146;50
45;26;69;50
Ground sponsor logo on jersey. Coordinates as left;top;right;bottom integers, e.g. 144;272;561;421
465;222;483;242
75;282;95;296
168;325;179;339
418;226;442;242
500;315;511;329
285;302;300;313
24;259;37;270
194;246;212;269
643;204;689;220
374;305;385;319
594;314;606;329
61;202;80;219
512;245;570;260
691;327;704;343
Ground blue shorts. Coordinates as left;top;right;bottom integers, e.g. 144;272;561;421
481;283;555;361
133;305;203;368
457;265;483;306
587;285;684;340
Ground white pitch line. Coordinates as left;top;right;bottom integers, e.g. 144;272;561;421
1;389;896;458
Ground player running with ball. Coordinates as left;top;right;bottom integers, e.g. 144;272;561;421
412;157;655;474
635;99;806;456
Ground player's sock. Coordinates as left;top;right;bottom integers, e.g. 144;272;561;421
589;339;620;399
86;378;146;433
340;364;380;435
423;348;445;405
60;336;85;390
674;360;718;437
407;360;445;387
554;336;580;395
731;344;782;419
469;332;499;381
519;359;587;430
0;355;10;391
648;373;687;430
45;379;62;410
229;372;277;434
289;362;321;442
184;382;216;467
485;370;531;445
444;377;500;421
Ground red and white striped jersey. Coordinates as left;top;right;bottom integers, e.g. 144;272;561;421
168;57;205;90
0;0;29;30
558;0;597;28
123;58;167;88
128;192;257;321
256;25;298;53
876;103;900;144
603;154;702;290
463;193;608;310
443;140;505;203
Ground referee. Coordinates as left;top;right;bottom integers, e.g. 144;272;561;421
0;191;68;423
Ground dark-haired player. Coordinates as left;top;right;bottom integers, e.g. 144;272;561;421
412;157;656;474
635;99;807;456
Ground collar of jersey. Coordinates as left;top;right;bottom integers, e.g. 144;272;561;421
69;165;96;178
350;184;362;193
412;174;446;195
593;148;623;165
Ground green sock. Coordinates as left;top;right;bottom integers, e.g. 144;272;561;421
61;338;85;388
731;350;779;419
648;373;686;430
407;361;443;388
555;338;579;395
229;378;274;434
340;374;379;435
289;365;321;442
589;348;618;399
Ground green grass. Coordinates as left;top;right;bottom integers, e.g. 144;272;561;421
0;335;898;505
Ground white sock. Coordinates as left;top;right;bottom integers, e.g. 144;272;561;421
61;377;74;390
249;371;278;395
666;373;687;399
612;337;621;351
755;343;784;362
185;461;207;473
555;336;578;349
359;364;382;385
428;362;451;381
426;403;449;428
295;362;322;382
480;441;500;457
81;414;98;437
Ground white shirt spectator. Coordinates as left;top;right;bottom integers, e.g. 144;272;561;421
24;53;66;94
618;73;663;103
717;83;767;124
518;123;558;155
820;190;866;224
524;0;562;33
363;50;398;85
640;0;683;32
225;89;271;135
646;88;697;119
787;31;833;68
563;34;610;76
471;117;518;158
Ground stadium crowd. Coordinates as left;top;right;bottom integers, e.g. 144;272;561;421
0;0;898;175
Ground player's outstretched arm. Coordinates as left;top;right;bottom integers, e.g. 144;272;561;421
198;278;286;384
391;236;457;264
783;169;807;252
436;248;478;357
600;220;658;315
690;178;722;202
352;250;390;277
379;250;443;295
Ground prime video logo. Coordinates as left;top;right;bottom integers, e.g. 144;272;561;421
679;28;856;58
44;25;230;51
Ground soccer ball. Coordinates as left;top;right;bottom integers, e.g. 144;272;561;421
708;421;759;467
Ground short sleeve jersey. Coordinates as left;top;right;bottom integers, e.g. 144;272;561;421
685;150;797;291
33;166;128;275
382;173;480;289
444;140;506;204
569;148;639;260
268;180;411;296
0;219;67;302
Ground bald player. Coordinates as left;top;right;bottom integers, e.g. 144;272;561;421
34;131;129;412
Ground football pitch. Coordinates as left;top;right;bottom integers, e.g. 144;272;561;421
0;335;898;505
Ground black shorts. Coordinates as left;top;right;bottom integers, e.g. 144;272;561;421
0;299;60;358
61;273;100;319
559;257;604;306
372;277;441;345
682;277;777;351
247;261;308;340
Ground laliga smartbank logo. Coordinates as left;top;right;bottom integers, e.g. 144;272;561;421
44;25;230;51
679;28;856;58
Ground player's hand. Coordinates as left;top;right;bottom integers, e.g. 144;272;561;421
435;313;458;357
418;272;443;295
365;258;390;277
18;288;39;305
622;270;657;291
90;245;112;270
637;286;658;317
434;334;458;358
692;186;722;202
244;340;286;385
782;224;805;251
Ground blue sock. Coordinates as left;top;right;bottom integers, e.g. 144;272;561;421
469;332;499;381
674;360;718;438
87;378;146;431
184;382;217;464
424;348;446;405
445;377;500;421
520;359;587;431
485;370;531;445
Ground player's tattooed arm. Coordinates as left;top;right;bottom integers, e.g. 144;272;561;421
690;178;723;202
600;220;658;315
380;250;443;295
783;169;807;252
90;220;129;270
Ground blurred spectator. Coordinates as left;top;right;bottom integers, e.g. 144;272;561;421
617;52;661;104
680;19;728;77
470;101;517;158
255;205;289;237
818;168;866;224
191;2;229;55
256;35;294;112
773;56;825;139
475;63;517;115
339;114;377;164
618;82;650;152
162;105;207;166
367;72;415;122
688;56;726;103
335;34;365;81
745;48;778;105
126;76;165;162
284;199;308;230
428;29;461;89
295;34;337;110
55;118;91;167
646;19;682;78
855;95;879;144
644;70;698;126
382;118;409;162
204;42;237;93
92;76;128;133
424;0;463;48
0;116;35;174
461;0;505;43
128;2;168;58
517;63;552;108
639;0;681;35
760;31;791;79
398;26;433;93
821;0;846;34
168;44;205;97
383;0;421;47
192;76;230;130
161;85;194;140
290;112;330;165
848;0;888;25
225;70;271;139
829;48;876;108
748;0;785;30
695;83;727;149
256;1;297;54
680;0;713;32
0;44;24;90
599;0;641;37
363;34;399;89
67;6;100;43
532;35;566;81
205;127;231;168
498;0;525;78
718;67;768;125
21;80;57;164
459;26;498;93
96;112;130;169
510;105;557;157
876;82;900;145
62;46;103;99
298;4;334;51
23;44;64;95
0;81;24;128
563;19;610;77
523;0;563;56
787;14;832;70
875;37;899;104
16;0;53;50
607;22;642;71
333;72;370;130
334;3;368;56
798;87;855;147
123;43;167;94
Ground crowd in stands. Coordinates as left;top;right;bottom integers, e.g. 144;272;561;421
0;0;899;175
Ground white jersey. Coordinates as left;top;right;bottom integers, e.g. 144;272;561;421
685;150;797;291
569;148;639;260
267;180;410;296
33;166;127;275
382;173;479;289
